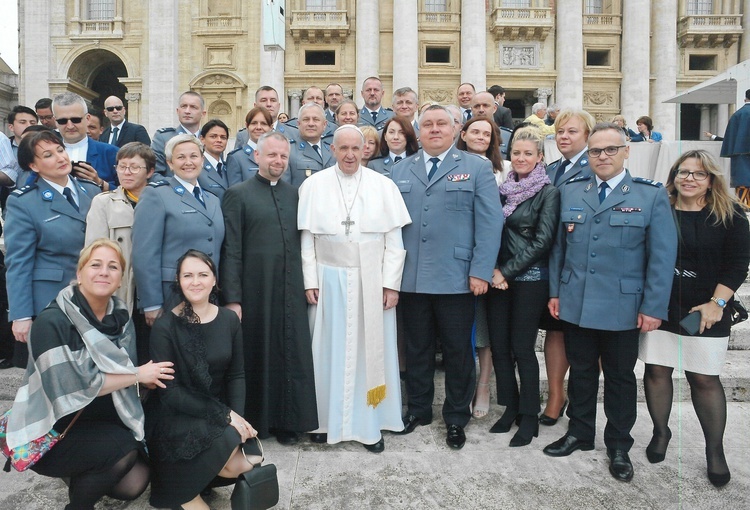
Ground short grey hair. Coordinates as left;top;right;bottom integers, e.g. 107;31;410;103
547;104;560;114
256;131;290;154
332;124;365;146
178;91;205;110
590;122;627;144
52;92;88;115
165;134;203;162
393;87;418;103
298;102;326;118
531;103;547;114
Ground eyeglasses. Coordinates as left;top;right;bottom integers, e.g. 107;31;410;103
675;169;709;181
587;145;626;158
37;115;54;122
105;106;124;112
116;164;147;174
56;117;84;125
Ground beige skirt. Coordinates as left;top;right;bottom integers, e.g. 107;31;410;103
638;329;729;376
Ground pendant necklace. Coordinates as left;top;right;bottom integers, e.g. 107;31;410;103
335;169;362;236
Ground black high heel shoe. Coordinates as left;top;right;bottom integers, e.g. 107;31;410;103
539;399;568;426
645;427;672;464
706;447;731;487
489;408;520;433
509;415;539;447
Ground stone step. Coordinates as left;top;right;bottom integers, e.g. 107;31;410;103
2;350;749;407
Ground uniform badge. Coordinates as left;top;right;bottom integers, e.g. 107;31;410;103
244;146;253;154
299;142;306;149
621;184;630;193
447;174;470;182
584;182;593;192
452;153;460;159
384;158;391;164
305;169;312;177
204;163;212;171
173;186;185;196
580;158;588;167
42;189;54;201
567;223;575;233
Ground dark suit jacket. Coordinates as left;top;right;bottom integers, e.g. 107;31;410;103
101;120;151;147
86;138;120;188
493;106;513;130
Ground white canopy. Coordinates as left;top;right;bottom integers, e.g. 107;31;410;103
665;59;750;105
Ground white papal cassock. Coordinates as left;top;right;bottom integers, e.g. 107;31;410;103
298;165;412;444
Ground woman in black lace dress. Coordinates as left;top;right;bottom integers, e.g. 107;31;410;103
146;250;260;509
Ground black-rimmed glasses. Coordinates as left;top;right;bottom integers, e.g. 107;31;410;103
587;145;626;158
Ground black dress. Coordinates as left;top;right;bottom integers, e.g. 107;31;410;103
146;307;245;508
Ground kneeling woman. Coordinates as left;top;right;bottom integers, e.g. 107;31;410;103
5;239;174;510
146;250;259;509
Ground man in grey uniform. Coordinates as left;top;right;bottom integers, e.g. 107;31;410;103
357;77;394;131
543;123;677;483
151;91;206;177
287;104;335;187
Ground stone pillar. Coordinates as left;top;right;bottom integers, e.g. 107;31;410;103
555;0;584;108
289;90;302;118
699;105;711;139
260;0;285;112
742;3;750;62
392;0;418;94
535;88;552;106
19;0;52;104
145;0;180;133
621;0;651;125
461;0;487;91
356;0;380;107
650;2;678;140
717;103;729;136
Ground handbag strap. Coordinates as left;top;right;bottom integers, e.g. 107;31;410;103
58;409;84;440
241;436;265;466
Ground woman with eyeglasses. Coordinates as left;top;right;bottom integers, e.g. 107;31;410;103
86;142;156;363
639;150;749;487
4;130;101;367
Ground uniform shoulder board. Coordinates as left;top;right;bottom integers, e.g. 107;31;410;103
237;127;247;133
11;183;37;196
632;177;663;187
227;146;243;156
384;107;393;112
156;127;176;134
148;180;170;188
565;174;591;184
77;178;99;187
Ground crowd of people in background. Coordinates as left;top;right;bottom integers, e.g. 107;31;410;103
0;81;748;509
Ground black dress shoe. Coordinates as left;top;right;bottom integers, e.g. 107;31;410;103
395;414;431;435
539;400;568;426
707;470;731;488
607;448;634;482
363;437;385;453
543;434;594;457
0;359;13;370
309;433;327;443
273;429;300;446
445;424;466;450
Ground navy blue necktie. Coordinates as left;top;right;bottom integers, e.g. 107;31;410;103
216;162;223;178
371;111;378;124
63;187;79;212
427;157;440;181
554;159;570;186
312;144;321;159
111;127;119;145
193;187;205;208
394;156;402;163
598;182;609;204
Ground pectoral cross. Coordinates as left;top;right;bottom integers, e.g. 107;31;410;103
341;216;355;236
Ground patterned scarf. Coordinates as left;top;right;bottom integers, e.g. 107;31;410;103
498;162;550;218
6;285;143;449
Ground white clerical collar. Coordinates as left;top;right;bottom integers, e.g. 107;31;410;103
422;148;452;175
42;176;77;201
595;169;626;192
204;152;222;168
173;174;200;195
180;124;200;138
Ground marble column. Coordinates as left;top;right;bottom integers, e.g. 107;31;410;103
555;0;584;108
260;0;285;112
535;88;552;106
742;3;750;62
145;0;179;133
621;0;650;125
289;90;302;118
699;105;710;139
717;103;729;136
461;0;486;91
392;0;418;94
356;0;380;107
19;0;52;105
650;2;678;140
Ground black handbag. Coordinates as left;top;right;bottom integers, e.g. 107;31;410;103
730;295;748;325
231;437;279;510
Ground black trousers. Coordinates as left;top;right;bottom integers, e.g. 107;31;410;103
486;280;548;416
400;292;476;427
563;322;639;451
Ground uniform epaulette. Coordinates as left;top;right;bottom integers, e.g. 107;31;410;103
11;183;37;196
77;178;99;187
384;107;393;112
237;127;247;133
148;180;170;187
566;174;591;184
227;146;243;156
156;127;176;134
632;177;663;187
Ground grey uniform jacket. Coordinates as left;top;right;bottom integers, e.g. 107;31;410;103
132;177;225;310
225;144;260;186
5;178;101;320
546;156;591;187
288;140;334;187
367;155;408;176
357;107;394;131
198;157;229;201
391;147;504;294
549;172;677;331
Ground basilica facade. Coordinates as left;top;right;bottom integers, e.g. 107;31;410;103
17;1;749;139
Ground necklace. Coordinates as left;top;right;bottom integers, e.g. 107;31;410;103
335;168;362;236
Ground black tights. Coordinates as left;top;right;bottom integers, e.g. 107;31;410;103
66;450;150;510
644;364;729;474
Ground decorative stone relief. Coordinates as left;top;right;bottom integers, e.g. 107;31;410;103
500;44;540;69
125;93;141;102
205;46;234;68
583;91;615;107
423;89;452;103
209;99;232;116
194;73;241;88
